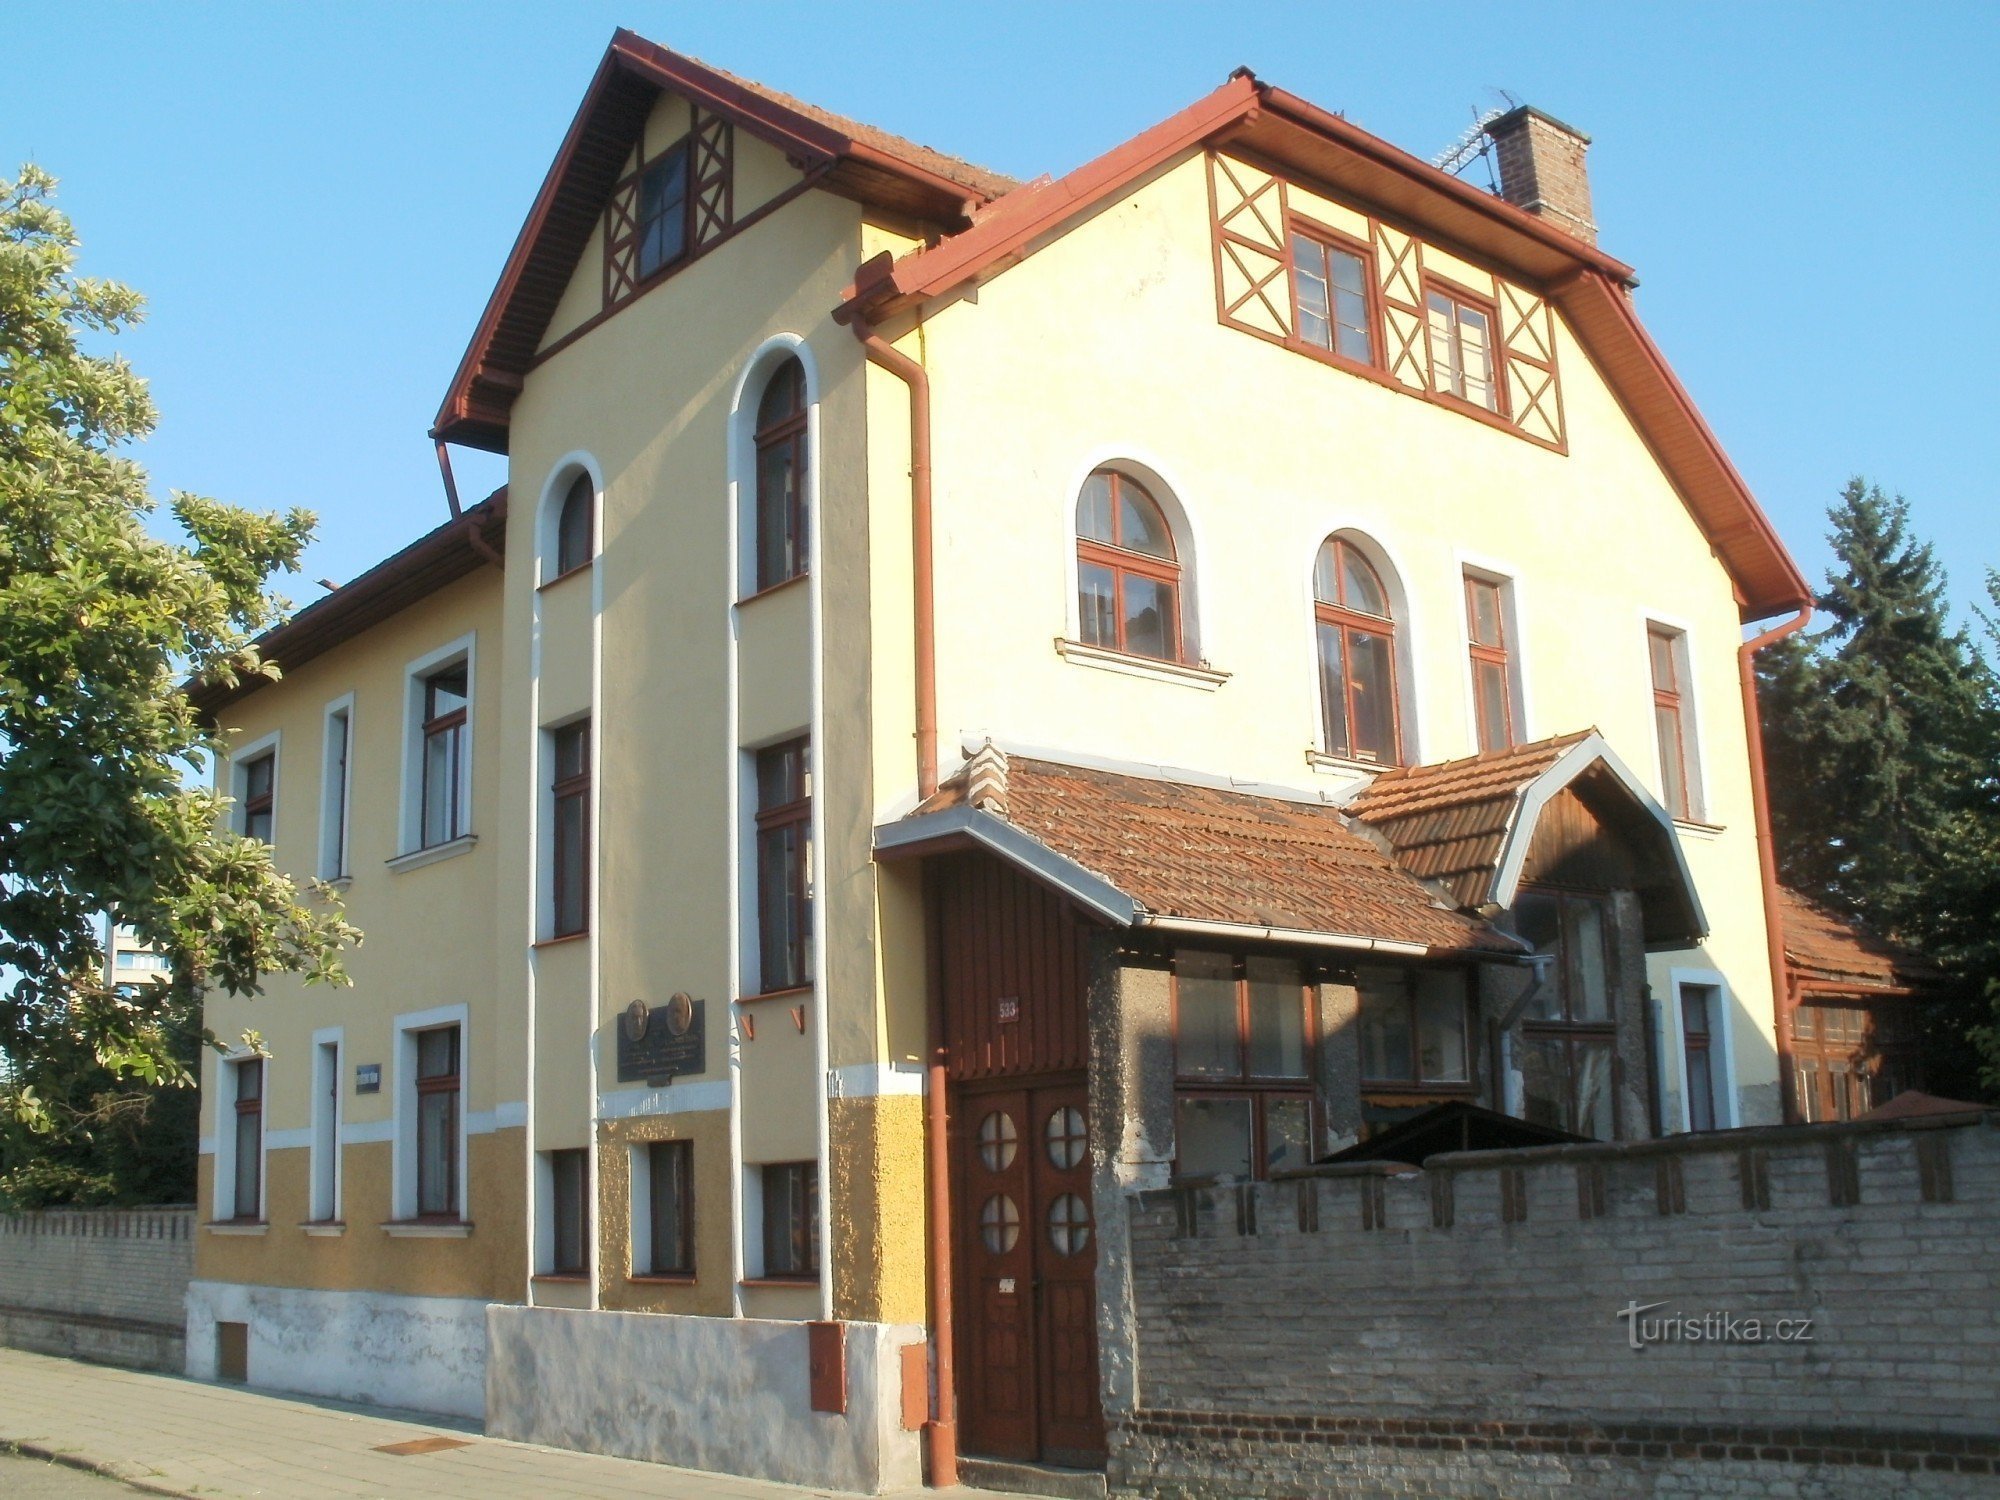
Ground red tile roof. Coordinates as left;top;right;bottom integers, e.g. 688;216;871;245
1778;887;1944;998
915;757;1514;955
1345;733;1594;908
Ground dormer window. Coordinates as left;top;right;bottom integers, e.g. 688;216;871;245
1076;470;1181;663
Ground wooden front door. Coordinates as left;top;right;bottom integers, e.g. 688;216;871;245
955;1078;1105;1467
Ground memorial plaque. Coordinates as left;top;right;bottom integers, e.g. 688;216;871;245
616;993;706;1084
355;1063;381;1094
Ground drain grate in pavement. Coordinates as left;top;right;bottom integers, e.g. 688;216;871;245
373;1436;474;1456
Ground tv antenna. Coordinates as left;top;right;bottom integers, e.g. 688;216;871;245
1432;91;1519;192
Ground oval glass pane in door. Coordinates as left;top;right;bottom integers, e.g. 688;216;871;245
979;1193;1021;1253
1047;1192;1092;1256
977;1111;1018;1172
1045;1106;1087;1169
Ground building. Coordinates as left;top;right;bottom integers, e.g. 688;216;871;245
102;918;172;996
187;32;1819;1493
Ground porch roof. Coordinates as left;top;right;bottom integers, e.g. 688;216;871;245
1778;887;1944;1000
878;754;1518;958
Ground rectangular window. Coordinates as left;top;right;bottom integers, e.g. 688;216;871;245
636;146;690;279
1289;230;1374;365
231;1058;263;1221
309;1038;340;1222
1425;285;1501;413
550;720;590;938
549;1149;589;1276
1648;626;1695;820
1357;968;1471;1087
1680;984;1719;1132
754;739;811;994
320;702;351;879
1513;888;1618;1140
415;1025;460;1219
760;1161;818;1280
1171;950;1315;1182
240;752;275;844
420;665;469;848
645;1140;694;1277
1464;574;1515;753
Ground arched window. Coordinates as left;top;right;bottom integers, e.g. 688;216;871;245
553;472;595;579
754;358;808;590
1076;469;1181;662
1313;536;1400;764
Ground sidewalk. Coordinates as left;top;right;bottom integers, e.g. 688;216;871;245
0;1348;1009;1499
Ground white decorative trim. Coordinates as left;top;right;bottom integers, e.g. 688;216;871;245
226;730;282;843
204;1221;268;1237
1061;446;1212;662
391;1002;469;1222
197;1135;217;1156
343;1118;396;1145
1674;818;1726;841
382;1220;474;1239
264;1127;313;1151
300;1221;347;1237
1305;749;1391;781
1054;637;1229;689
308;1027;344;1226
598;1081;733;1120
828;1063;926;1098
397;632;477;856
1662;966;1743;1132
465;1101;528;1135
536;450;606;587
1453;551;1534;752
386;833;477;872
317;693;355;881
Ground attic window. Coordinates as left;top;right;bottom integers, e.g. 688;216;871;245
637;147;690;279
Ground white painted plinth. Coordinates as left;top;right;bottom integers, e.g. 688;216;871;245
485;1305;924;1493
184;1280;487;1419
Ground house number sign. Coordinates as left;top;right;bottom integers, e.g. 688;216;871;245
616;992;705;1084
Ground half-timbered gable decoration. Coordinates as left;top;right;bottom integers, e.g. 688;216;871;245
602;107;735;310
1206;150;1570;450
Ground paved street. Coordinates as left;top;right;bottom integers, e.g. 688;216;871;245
0;1348;1010;1499
0;1451;141;1497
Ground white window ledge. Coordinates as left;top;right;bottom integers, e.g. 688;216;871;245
1306;749;1394;780
1673;818;1727;841
1053;638;1230;690
381;1220;473;1239
204;1221;268;1237
385;834;477;873
300;1221;346;1238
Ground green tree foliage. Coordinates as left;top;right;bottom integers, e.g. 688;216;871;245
1758;479;2000;1097
0;164;358;1185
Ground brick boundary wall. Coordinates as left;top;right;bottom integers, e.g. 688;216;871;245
0;1207;194;1372
1111;1113;2000;1500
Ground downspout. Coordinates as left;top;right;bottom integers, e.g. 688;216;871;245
434;439;503;567
849;319;938;800
1737;603;1813;1122
851;313;954;1486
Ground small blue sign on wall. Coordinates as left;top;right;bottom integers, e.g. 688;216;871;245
355;1063;381;1094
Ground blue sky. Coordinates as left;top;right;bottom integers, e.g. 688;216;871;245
7;2;1996;627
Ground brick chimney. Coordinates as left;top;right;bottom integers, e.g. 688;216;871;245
1487;105;1596;245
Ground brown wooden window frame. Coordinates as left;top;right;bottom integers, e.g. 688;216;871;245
1313;536;1403;766
1169;949;1318;1183
630;139;694;286
1356;966;1476;1093
549;719;590;940
1464;572;1516;753
643;1139;695;1279
1791;1002;1919;1123
1513;886;1620;1141
752;358;809;594
240;751;275;844
419;664;469;849
230;1057;263;1222
759;1160;819;1281
1648;625;1695;821
1284;216;1382;375
414;1024;461;1222
546;1148;589;1277
1075;469;1185;665
1421;274;1509;419
753;738;812;997
552;472;596;582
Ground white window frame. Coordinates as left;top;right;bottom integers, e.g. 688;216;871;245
308;1028;344;1222
213;1048;267;1222
1640;614;1709;824
537;453;605;588
391;1003;469;1223
1661;968;1741;1132
317;694;354;880
398;634;476;859
533;1148;590;1277
537;712;593;941
1454;552;1533;753
227;730;281;843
